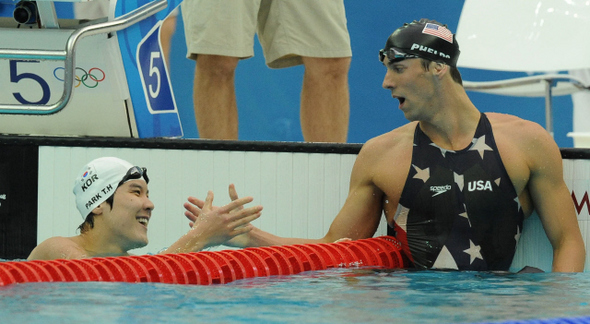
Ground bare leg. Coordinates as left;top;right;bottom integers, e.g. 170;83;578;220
300;57;351;143
160;15;177;68
193;55;240;140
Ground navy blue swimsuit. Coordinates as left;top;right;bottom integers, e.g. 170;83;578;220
388;113;524;271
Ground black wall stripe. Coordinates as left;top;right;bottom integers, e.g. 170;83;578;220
0;144;38;260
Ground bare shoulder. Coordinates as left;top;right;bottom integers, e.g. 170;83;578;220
486;113;552;144
352;122;416;187
27;236;86;260
486;112;561;171
360;122;417;159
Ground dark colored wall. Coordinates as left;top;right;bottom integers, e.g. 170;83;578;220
0;145;38;260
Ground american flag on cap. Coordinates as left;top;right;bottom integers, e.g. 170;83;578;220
422;23;454;43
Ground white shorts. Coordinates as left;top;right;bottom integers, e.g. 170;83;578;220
73;1;179;20
181;0;352;68
73;0;110;20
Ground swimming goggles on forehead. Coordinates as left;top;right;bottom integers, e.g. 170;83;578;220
379;48;420;63
118;166;149;187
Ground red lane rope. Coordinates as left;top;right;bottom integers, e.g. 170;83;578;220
0;236;406;286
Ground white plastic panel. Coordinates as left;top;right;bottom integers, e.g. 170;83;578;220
511;158;590;271
38;145;589;271
37;146;387;255
456;0;590;72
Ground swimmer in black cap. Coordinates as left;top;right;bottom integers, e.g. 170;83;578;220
186;19;585;272
380;19;460;68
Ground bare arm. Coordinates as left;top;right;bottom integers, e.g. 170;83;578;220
162;190;262;254
184;143;386;248
27;237;88;260
525;125;585;272
184;185;313;247
237;174;383;247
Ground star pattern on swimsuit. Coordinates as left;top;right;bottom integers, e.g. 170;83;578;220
514;225;521;244
459;204;471;227
412;165;430;183
430;143;455;158
432;245;459;270
463;240;484;264
454;172;464;192
469;135;493;159
394;204;410;232
514;197;521;211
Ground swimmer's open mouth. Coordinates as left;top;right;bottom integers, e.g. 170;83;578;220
393;96;406;107
137;217;149;227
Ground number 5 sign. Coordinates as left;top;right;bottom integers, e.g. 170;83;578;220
136;21;176;114
115;0;183;138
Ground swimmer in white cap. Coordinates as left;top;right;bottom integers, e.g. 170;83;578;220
28;157;262;260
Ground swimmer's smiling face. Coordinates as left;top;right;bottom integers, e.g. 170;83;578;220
99;179;154;251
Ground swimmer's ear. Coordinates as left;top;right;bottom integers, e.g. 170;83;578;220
91;203;105;216
432;62;448;79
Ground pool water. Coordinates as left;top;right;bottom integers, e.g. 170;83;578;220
1;268;589;324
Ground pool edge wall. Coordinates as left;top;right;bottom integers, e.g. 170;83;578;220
0;135;588;272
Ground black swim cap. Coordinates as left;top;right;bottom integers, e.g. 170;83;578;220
380;19;460;67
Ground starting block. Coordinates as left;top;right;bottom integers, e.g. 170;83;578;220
0;0;183;138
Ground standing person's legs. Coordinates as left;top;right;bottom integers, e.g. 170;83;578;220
182;0;259;139
259;0;352;142
160;9;178;68
193;55;239;139
300;57;351;143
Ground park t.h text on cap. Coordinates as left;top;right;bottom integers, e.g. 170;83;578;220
73;157;134;219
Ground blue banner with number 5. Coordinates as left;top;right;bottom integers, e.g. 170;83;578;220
115;0;183;138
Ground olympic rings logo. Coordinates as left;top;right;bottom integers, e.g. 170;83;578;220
53;67;106;88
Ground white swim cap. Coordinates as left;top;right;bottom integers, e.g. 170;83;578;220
73;157;135;219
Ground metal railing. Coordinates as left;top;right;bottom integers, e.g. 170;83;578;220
463;74;590;135
0;0;167;115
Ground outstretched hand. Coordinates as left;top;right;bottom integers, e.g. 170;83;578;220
225;184;255;248
182;184;262;249
184;184;243;225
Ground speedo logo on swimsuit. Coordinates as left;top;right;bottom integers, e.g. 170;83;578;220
430;184;452;197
